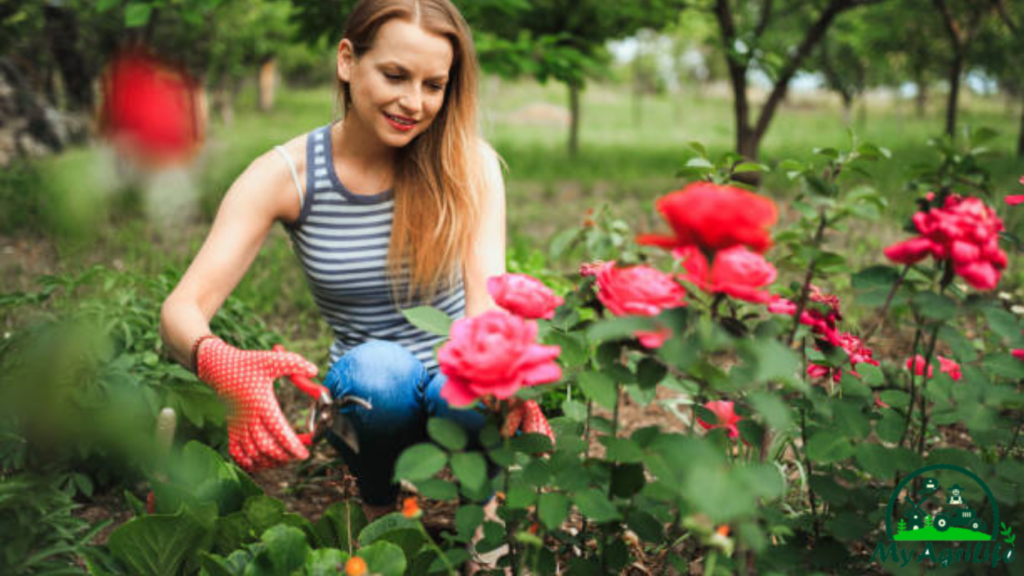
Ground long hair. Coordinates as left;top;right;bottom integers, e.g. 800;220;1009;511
337;0;484;307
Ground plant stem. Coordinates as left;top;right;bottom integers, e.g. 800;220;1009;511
800;408;820;539
899;325;923;449
416;522;457;576
787;210;829;347
862;264;911;345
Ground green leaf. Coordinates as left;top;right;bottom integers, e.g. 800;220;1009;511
314;502;367;553
305;549;351;576
636;358;667;390
546;331;588;368
450;452;487;492
833;401;870;441
400;306;452;336
855;362;883;386
510;432;553;454
577;372;618;410
359;541;407;576
455;505;484;541
805;429;853;464
537;492;569;530
626;510;664;542
95;0;121;12
124;2;153;27
562;398;587;421
427;418;467;451
600;437;644;463
507;484;537;509
610;463;646;498
549;227;581;261
748;391;792;431
981;307;1024;345
574;488;620;522
939;325;978;362
875;409;906;443
247;525;309;576
733;162;769;173
393;443;447;482
685;157;714;169
107;508;210;576
358;513;418;547
585;316;654;345
982;353;1024;379
854;444;897;478
244;495;285;536
415;479;458;501
912;292;957;321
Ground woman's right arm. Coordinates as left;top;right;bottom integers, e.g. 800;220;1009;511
160;150;297;367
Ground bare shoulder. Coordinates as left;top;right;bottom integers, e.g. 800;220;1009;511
476;138;505;183
232;133;309;223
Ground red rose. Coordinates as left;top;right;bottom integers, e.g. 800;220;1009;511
674;245;777;303
487;273;564;320
438;311;562;406
884;195;1006;290
937;355;962;381
697;400;743;439
594;262;687;317
637;182;778;254
905;355;934;378
100;50;203;167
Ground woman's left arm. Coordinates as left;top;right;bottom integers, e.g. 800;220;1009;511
463;141;507;317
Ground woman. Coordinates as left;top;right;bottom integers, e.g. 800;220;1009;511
159;0;505;525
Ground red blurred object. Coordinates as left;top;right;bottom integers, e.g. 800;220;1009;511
100;50;203;167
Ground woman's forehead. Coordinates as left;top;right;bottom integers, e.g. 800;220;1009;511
366;19;453;76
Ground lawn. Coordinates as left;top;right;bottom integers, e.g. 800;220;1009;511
895;525;992;542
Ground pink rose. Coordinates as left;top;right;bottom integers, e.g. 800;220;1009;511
884;195;1007;290
637;327;672;349
937;355;962;381
594;262;687;317
438;310;562;406
697;400;743;439
767;296;797;315
487;273;564;320
675;245;777;303
905;355;934;378
1013;349;1024;361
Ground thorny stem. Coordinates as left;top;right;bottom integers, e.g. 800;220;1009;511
899;325;924;449
861;264;911;345
787;209;829;347
915;263;953;455
800;408;820;540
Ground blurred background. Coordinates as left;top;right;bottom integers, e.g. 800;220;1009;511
0;1;1021;571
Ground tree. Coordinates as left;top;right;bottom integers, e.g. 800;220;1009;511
924;514;933;528
972;0;1023;157
705;0;885;163
931;0;989;137
897;518;908;534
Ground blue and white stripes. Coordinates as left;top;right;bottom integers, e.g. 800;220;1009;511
284;124;465;373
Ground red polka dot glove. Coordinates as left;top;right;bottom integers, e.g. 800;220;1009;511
500;399;555;449
196;337;318;471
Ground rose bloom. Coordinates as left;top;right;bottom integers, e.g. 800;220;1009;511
439;310;562;406
884;195;1007;290
765;286;842;346
905;355;962;381
674;245;777;303
807;332;879;383
636;182;778;254
100;50;204;167
593;262;687;348
487;273;564;320
697;400;743;439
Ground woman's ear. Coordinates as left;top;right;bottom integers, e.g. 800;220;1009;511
337;39;355;83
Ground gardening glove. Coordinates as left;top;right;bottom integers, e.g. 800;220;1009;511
500;399;555;448
196;337;318;471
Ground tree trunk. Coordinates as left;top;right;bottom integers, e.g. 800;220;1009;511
258;58;277;112
841;92;853;126
945;53;962;137
1017;94;1024;158
43;4;93;111
568;82;580;157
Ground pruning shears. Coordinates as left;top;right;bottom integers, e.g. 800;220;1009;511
287;373;371;454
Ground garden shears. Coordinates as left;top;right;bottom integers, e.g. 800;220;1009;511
286;372;371;454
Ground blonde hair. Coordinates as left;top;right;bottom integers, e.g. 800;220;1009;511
337;0;485;307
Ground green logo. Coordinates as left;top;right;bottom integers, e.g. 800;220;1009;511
870;464;1016;569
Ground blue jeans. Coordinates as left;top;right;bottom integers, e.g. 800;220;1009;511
322;340;487;506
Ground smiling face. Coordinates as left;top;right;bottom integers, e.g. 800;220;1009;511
338;18;454;149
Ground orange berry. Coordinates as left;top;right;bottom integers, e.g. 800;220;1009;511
716;524;730;537
345;556;367;576
402;496;421;519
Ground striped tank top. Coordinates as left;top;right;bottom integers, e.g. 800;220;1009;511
277;123;466;374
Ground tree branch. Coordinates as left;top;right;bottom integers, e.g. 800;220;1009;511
754;0;774;38
752;0;878;140
990;0;1017;32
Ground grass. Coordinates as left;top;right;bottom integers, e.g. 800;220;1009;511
3;77;1022;350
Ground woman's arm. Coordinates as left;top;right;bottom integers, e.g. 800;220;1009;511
463;141;507;318
160;147;300;367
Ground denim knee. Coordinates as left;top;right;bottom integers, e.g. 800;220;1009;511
323;340;427;430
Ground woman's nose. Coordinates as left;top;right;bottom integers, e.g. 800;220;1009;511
398;86;422;116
